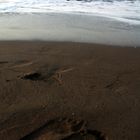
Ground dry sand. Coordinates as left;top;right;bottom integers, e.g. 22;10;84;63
0;41;140;140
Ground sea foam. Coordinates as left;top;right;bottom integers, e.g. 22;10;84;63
0;0;140;24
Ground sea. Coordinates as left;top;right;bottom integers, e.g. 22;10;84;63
0;0;140;24
0;0;140;46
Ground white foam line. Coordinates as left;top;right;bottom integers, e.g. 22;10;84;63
0;0;140;25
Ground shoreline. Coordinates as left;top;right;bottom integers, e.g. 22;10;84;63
1;11;140;25
0;40;139;48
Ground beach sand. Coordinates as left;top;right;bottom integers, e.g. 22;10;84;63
0;41;140;140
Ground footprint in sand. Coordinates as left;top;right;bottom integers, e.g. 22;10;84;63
20;118;107;140
21;72;44;81
20;66;74;85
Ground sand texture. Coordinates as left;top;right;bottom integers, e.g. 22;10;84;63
0;41;140;140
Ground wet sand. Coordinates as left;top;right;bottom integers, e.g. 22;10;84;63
0;13;140;46
0;41;140;140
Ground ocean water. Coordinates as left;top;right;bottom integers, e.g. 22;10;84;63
0;0;140;24
0;0;140;46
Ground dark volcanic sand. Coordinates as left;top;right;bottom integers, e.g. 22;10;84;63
0;41;140;140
